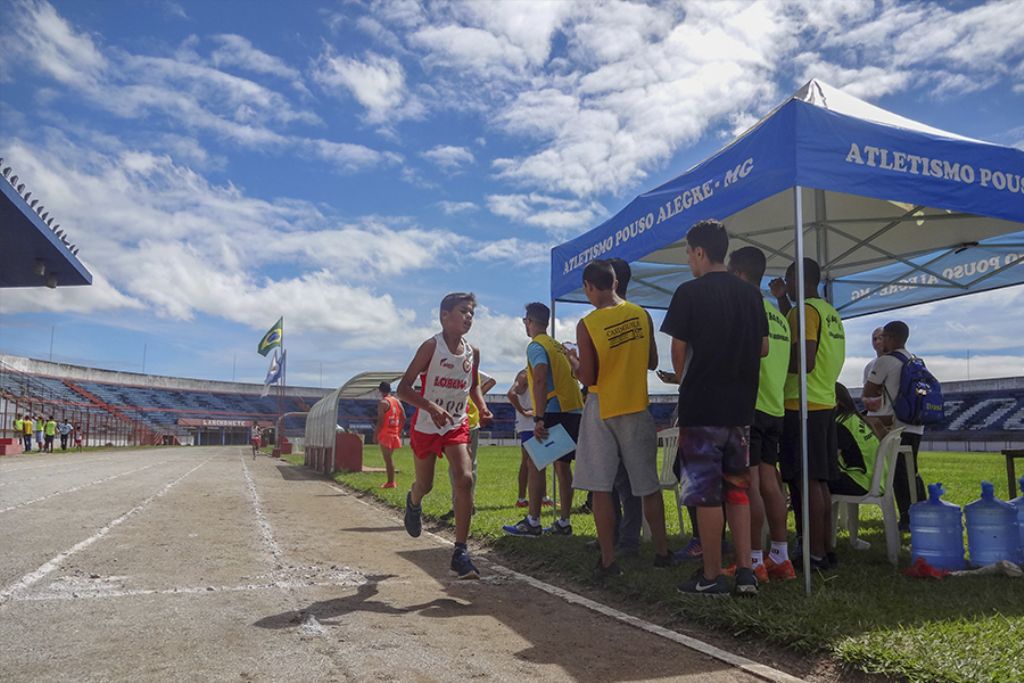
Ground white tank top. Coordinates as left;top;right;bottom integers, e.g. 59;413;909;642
514;382;533;433
412;333;475;436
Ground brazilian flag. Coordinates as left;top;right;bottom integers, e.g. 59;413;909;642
257;317;283;356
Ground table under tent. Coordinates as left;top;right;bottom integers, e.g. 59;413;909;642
550;79;1024;593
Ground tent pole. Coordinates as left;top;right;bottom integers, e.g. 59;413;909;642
550;297;558;520
794;186;812;596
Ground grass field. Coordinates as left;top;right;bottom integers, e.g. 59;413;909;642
311;444;1021;683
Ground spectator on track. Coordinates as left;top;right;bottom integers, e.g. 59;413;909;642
397;292;491;580
727;246;796;583
574;259;670;577
74;424;84;451
58;417;73;451
44;415;57;453
770;257;846;571
662;219;767;596
503;302;583;539
34;415;44;450
861;320;927;531
376;382;405;489
22;414;34;451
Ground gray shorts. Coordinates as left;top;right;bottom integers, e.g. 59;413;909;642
573;394;659;496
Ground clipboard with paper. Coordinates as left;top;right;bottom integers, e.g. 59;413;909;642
523;424;576;469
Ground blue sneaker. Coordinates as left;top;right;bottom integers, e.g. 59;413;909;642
672;537;703;563
404;492;422;538
451;549;479;579
503;517;542;537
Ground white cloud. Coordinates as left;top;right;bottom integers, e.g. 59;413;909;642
437;200;478;215
210;34;306;92
312;49;422;124
4;1;397;174
421;145;474;172
487;193;604;233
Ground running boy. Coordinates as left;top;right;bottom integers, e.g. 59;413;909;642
376;381;406;489
397;292;491;579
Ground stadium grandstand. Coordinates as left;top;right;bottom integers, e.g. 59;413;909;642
3;351;1019;454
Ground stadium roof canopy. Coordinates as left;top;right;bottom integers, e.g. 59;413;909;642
1;167;92;288
336;371;405;399
551;79;1024;318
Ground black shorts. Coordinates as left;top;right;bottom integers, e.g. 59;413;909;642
780;409;838;483
749;410;783;467
544;412;581;463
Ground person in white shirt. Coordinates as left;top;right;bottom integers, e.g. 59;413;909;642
861;327;885;394
861;320;926;531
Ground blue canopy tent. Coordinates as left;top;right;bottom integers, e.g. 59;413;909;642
550;80;1024;593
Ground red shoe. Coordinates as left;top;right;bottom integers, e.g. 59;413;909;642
764;557;797;581
515;499;529;508
723;563;769;584
541;497;554;507
380;482;397;489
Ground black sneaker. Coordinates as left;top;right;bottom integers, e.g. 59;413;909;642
404;492;422;538
653;552;673;568
544;520;573;536
451;549;479;580
810;555;833;572
734;567;759;597
439;509;455;522
677;570;730;596
825;551;838;569
594;557;623;580
502;517;542;537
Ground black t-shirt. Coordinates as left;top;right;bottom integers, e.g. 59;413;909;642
660;271;767;427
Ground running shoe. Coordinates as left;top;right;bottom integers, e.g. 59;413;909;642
764;557;797;582
733;567;759;597
404;492;422;538
451;549;480;580
515;498;529;508
380;482;397;489
723;563;769;584
502;517;542;537
542;496;554;507
672;537;703;563
593;557;623;580
677;570;729;596
544;520;573;536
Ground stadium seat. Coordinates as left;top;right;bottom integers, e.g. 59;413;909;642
830;428;908;566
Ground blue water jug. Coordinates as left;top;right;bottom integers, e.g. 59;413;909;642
910;483;965;570
964;481;1019;567
1010;476;1024;564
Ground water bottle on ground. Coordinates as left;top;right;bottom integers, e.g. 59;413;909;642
964;481;1019;567
910;483;965;570
1010;476;1024;564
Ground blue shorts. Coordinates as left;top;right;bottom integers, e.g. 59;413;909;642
518;430;533;444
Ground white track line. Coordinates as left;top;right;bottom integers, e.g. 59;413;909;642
240;454;284;564
0;458;210;605
319;479;804;683
0;461;166;513
15;576;368;602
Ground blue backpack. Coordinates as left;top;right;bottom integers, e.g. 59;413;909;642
888;351;945;425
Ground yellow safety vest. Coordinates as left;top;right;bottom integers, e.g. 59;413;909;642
582;301;651;419
526;334;583;414
785;298;846;409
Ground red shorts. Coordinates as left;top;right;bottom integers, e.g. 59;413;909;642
251;438;260;447
410;422;470;460
377;433;402;450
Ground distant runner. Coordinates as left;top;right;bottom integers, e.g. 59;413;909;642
250;421;261;458
376;381;406;489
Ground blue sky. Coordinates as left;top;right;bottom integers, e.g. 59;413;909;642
1;0;1022;392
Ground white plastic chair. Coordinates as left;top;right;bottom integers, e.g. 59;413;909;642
830;427;908;565
654;427;685;537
